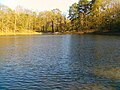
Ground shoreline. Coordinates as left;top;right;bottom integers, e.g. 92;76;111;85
0;32;42;36
88;31;120;36
63;30;120;36
0;31;120;36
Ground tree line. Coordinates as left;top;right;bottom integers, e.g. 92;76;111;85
0;0;120;34
0;5;70;34
69;0;120;32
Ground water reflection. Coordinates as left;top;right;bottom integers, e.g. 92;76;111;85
0;35;120;90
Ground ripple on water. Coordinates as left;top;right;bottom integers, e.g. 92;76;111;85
0;35;120;90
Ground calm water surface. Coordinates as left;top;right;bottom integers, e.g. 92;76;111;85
0;35;120;90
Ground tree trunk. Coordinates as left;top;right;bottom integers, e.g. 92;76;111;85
14;14;16;34
52;20;54;33
1;17;4;33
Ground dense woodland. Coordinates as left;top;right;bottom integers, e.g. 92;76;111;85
0;5;69;33
0;0;120;34
69;0;120;32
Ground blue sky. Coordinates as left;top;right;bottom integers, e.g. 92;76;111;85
0;0;79;14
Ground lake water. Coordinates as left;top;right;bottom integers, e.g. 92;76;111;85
0;35;120;90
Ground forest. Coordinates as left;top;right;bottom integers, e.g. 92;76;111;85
69;0;120;33
0;0;120;35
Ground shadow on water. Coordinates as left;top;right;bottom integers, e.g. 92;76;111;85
0;35;120;90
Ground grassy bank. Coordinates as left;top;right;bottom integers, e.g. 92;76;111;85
0;31;42;36
63;31;84;35
1;30;120;36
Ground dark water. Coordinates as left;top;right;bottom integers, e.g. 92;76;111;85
0;35;120;90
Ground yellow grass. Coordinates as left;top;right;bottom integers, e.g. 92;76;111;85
0;31;42;36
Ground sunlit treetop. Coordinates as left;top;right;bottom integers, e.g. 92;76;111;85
87;0;92;1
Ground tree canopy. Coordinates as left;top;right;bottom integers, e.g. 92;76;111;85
0;5;70;34
0;0;120;35
68;0;120;32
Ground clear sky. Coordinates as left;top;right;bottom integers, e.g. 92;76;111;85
0;0;79;14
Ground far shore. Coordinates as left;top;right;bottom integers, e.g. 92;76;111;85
0;30;120;36
63;30;120;36
88;31;120;36
62;30;120;36
0;32;42;36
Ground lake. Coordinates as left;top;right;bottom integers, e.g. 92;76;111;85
0;35;120;90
